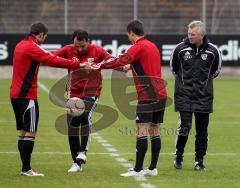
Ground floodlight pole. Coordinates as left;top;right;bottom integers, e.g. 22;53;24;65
64;0;68;34
133;0;138;20
202;0;206;29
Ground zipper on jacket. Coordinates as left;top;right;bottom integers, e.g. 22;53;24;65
196;47;199;55
205;62;213;87
180;62;184;85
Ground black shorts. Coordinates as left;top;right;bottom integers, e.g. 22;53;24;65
136;100;165;124
11;98;39;132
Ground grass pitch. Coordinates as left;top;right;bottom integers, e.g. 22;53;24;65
0;77;240;188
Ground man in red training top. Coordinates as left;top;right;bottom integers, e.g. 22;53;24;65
10;22;89;176
98;20;167;177
53;29;114;172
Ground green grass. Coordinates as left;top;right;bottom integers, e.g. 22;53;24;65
0;77;240;188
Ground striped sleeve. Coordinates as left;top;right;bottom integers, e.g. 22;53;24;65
170;42;182;76
209;43;222;78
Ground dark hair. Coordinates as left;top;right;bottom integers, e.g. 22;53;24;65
30;22;48;35
71;29;89;42
126;20;144;36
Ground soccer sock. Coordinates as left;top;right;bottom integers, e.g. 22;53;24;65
149;135;161;170
68;135;80;163
80;124;90;152
80;135;89;153
18;136;35;172
134;136;148;172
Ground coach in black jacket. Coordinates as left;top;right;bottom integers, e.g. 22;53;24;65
170;20;222;171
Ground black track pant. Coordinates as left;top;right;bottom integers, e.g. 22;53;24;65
175;111;209;162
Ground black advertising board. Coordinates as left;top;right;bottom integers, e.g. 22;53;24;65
0;34;239;66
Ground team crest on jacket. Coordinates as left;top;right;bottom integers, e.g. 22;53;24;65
183;51;192;61
201;54;208;60
87;58;94;63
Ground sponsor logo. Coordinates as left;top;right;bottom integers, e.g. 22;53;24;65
218;40;240;61
1;38;240;65
92;39;131;56
87;58;94;63
201;54;208;60
183;51;192;60
162;44;176;61
0;42;8;61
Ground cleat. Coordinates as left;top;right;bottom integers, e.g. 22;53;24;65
120;169;144;177
20;168;44;176
174;156;183;170
68;163;82;173
76;151;87;165
142;168;158;176
194;161;205;171
127;167;134;171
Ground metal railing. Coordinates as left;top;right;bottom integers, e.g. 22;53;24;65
0;0;239;34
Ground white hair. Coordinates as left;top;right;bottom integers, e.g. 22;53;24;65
188;20;206;35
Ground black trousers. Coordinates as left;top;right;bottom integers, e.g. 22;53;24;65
175;111;209;161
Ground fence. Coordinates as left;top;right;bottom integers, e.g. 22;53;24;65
1;0;240;34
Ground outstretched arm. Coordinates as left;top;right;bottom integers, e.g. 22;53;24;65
29;44;80;69
99;44;140;69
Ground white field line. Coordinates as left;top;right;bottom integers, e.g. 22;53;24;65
141;183;157;188
38;81;154;187
92;133;149;183
38;81;66;107
1;119;240;125
0;151;240;156
38;81;50;93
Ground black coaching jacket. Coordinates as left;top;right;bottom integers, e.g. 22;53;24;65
170;37;222;113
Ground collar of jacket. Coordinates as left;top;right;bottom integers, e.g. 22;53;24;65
25;35;40;45
135;36;145;44
183;36;209;51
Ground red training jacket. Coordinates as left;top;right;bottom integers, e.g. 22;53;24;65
53;44;111;98
101;37;167;101
10;36;80;99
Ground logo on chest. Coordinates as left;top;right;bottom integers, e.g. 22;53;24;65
201;54;208;60
87;58;94;63
183;51;192;61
